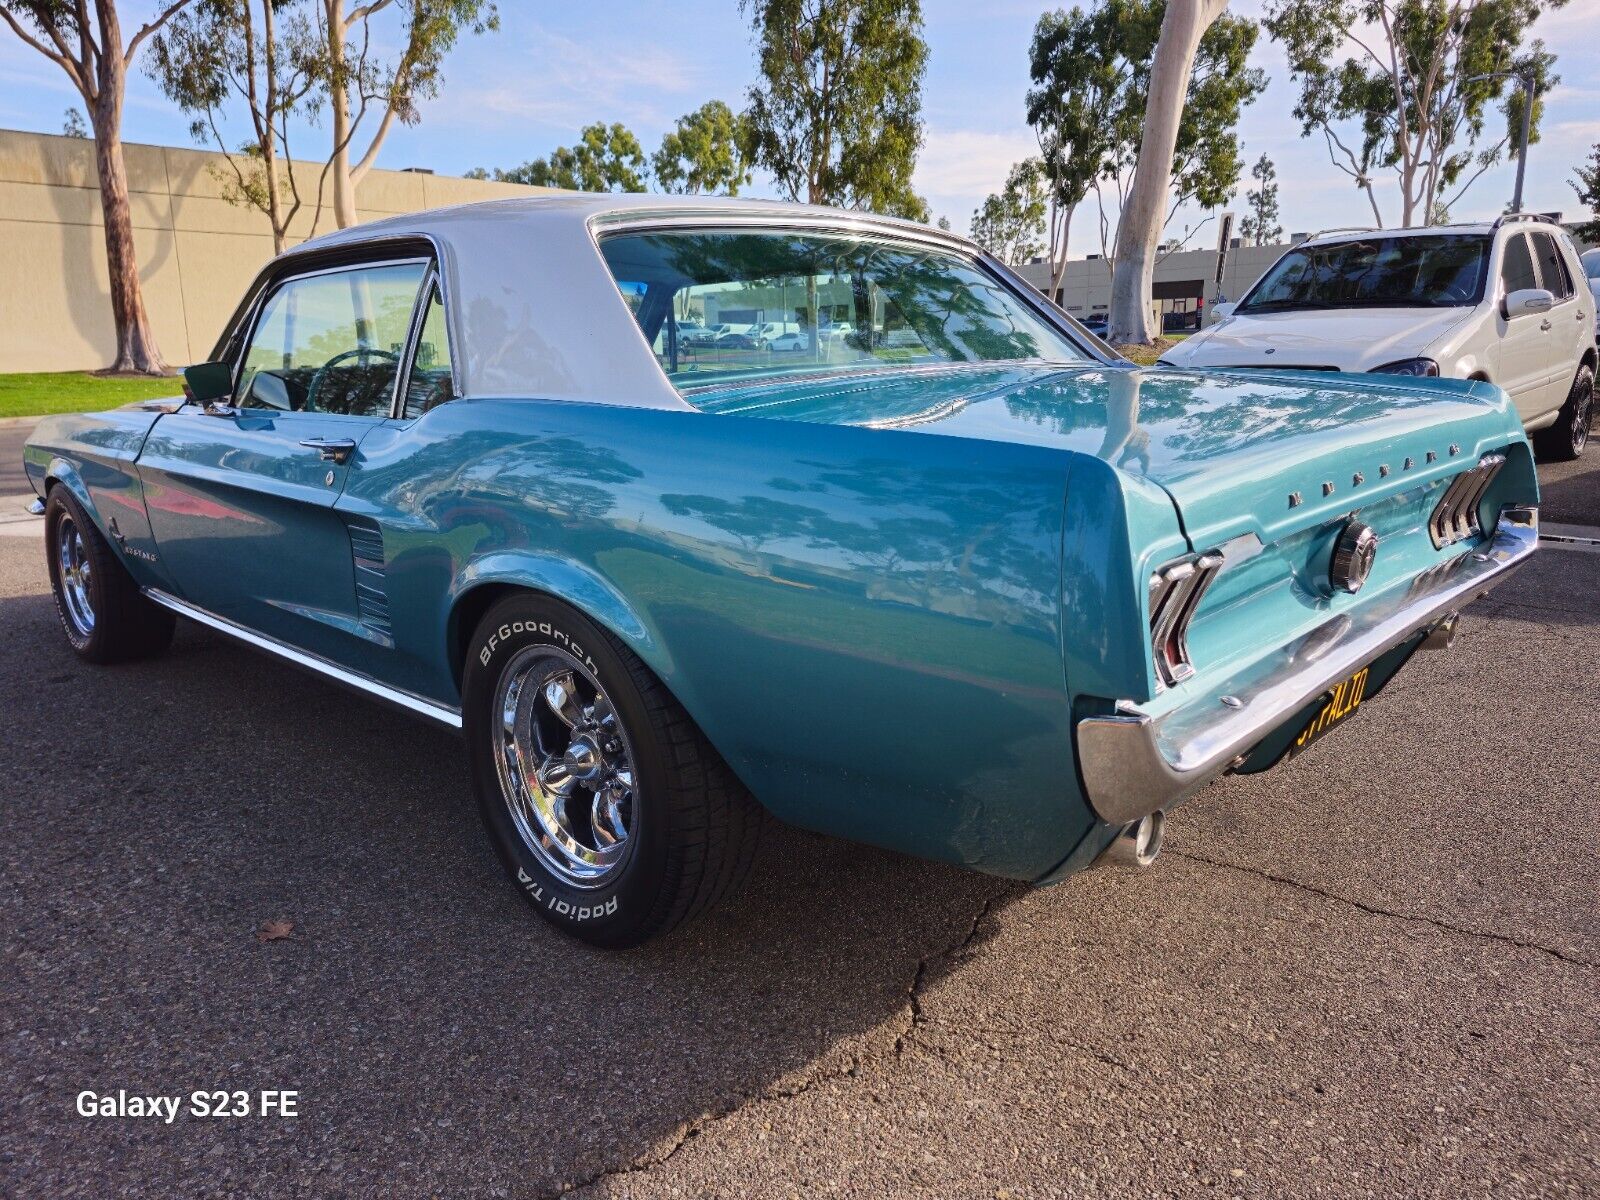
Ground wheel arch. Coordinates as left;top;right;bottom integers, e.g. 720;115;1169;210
1579;345;1597;376
42;459;102;532
444;554;669;696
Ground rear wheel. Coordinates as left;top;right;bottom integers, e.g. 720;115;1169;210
44;488;175;663
1533;364;1593;461
463;594;763;948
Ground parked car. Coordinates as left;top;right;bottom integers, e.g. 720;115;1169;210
714;331;761;350
1078;314;1109;336
24;194;1539;948
1159;216;1594;460
1581;248;1600;342
767;330;811;352
683;323;725;346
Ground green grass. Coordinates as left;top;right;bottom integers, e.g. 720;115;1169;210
1113;333;1191;367
0;372;183;420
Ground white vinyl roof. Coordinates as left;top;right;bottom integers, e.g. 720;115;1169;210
289;194;979;410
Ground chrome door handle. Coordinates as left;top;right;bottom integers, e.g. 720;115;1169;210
1539;319;1552;331
299;437;357;464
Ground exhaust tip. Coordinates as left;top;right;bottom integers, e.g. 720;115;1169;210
1098;810;1165;869
1422;612;1460;652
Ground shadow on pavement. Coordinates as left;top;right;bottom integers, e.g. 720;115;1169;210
0;587;1020;1198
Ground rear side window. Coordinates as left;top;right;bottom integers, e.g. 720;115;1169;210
1528;231;1573;300
1499;234;1538;294
236;261;428;416
402;285;456;418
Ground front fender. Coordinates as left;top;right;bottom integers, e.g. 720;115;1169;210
26;409;175;590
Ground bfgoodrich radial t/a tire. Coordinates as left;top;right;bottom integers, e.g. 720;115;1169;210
462;594;763;948
44;488;175;664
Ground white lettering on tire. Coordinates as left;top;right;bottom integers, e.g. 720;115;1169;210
516;869;619;921
478;619;599;676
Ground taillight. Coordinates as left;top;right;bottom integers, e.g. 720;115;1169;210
1428;453;1505;548
1148;550;1224;687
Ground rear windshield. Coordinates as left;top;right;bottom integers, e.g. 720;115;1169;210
1239;234;1491;314
598;229;1088;392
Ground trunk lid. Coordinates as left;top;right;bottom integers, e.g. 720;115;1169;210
689;362;1526;547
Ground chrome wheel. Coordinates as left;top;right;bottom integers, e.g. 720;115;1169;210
491;646;637;888
55;514;95;636
1572;379;1592;454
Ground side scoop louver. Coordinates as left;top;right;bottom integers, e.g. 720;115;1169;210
1428;453;1505;549
345;518;392;640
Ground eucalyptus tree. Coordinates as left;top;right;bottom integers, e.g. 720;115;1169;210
652;100;752;195
1;0;200;372
1572;142;1600;243
970;160;1049;267
1264;0;1564;227
1239;152;1282;245
740;0;929;221
319;0;497;228
149;0;324;254
479;122;650;192
1027;0;1263;301
1107;0;1250;344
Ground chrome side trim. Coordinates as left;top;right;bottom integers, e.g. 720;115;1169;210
142;589;462;729
1076;505;1538;825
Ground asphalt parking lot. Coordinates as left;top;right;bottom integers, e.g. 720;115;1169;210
1;423;1596;1199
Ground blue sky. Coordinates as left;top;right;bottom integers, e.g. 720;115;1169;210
3;0;1597;252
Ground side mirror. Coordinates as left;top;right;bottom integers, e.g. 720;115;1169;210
1210;301;1237;321
182;361;233;403
1502;288;1554;319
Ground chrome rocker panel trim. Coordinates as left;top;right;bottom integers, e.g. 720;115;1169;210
1077;505;1538;826
143;588;463;729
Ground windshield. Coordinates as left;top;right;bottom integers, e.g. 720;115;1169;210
599;229;1088;392
1239;235;1491;314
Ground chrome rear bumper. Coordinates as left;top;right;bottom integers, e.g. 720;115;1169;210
1076;505;1538;825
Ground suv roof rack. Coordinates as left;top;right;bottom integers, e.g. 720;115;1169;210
1490;211;1557;230
1302;226;1380;242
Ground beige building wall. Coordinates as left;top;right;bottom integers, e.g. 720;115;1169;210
0;128;561;374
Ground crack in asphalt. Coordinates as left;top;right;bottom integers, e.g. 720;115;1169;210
1169;847;1597;969
542;889;1006;1199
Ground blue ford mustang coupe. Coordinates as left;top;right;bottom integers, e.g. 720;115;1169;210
24;195;1538;946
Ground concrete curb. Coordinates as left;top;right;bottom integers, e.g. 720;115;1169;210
0;416;42;429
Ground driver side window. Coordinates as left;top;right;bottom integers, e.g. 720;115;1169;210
236;261;429;416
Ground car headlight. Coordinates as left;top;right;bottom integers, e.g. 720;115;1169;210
1369;357;1440;377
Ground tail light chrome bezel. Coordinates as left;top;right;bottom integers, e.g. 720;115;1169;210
1428;453;1505;549
1148;550;1225;688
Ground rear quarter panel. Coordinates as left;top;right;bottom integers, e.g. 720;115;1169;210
346;397;1092;880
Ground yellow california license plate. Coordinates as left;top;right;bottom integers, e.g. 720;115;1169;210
1289;665;1371;758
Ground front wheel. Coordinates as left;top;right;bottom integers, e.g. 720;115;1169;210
1532;363;1593;461
44;489;175;664
463;594;763;948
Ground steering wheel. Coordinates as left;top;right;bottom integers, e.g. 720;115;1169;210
305;347;400;412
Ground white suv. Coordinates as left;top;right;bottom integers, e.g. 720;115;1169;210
1161;216;1595;460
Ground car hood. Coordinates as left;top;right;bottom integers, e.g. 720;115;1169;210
692;362;1526;547
1167;306;1475;371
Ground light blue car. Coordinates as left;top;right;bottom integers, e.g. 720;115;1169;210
24;195;1539;947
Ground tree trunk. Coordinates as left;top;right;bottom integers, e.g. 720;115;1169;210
326;0;358;228
92;36;166;374
1048;200;1076;303
1107;0;1228;346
